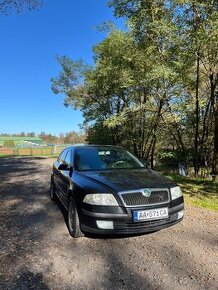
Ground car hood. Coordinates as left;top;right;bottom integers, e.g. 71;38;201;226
79;168;176;192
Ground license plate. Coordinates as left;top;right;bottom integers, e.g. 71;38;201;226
133;207;169;222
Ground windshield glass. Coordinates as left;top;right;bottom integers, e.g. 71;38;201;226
75;147;144;171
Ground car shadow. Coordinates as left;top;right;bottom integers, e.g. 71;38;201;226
9;270;49;290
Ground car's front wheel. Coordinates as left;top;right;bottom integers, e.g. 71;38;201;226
67;196;84;238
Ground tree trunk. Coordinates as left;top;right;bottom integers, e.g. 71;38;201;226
213;102;218;180
146;98;164;165
194;49;200;176
140;88;147;158
150;137;156;170
211;72;218;180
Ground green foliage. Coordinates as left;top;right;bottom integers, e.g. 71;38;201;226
51;57;90;109
3;140;15;147
52;0;218;175
86;123;115;145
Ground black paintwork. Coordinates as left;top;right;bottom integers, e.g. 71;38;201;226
80;168;176;192
51;145;184;236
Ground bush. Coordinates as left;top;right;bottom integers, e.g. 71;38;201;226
3;140;15;147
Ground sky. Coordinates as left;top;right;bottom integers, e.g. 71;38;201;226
0;0;124;135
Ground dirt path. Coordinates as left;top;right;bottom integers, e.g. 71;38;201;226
0;157;217;290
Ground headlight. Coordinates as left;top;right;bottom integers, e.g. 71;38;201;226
83;193;119;206
170;186;183;200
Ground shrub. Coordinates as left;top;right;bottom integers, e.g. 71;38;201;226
3;140;15;147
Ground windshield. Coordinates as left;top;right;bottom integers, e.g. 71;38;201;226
75;147;144;171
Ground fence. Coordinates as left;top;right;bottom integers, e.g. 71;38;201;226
0;144;78;156
0;147;54;156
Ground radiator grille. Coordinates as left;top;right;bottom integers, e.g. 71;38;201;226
121;189;169;206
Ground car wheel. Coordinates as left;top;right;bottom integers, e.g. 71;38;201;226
50;179;57;201
68;196;84;238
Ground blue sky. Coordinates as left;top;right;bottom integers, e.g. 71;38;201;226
0;0;124;135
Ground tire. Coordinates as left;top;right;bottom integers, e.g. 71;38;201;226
50;179;57;201
67;196;84;238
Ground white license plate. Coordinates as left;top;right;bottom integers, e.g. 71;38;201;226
133;207;169;222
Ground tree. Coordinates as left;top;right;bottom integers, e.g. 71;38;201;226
108;0;218;174
0;0;42;15
52;26;182;168
64;131;86;144
52;0;218;176
172;0;218;176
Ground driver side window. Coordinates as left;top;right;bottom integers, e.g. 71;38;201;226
64;150;72;166
58;149;68;163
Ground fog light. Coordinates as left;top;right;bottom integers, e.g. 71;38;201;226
177;210;184;220
96;220;114;229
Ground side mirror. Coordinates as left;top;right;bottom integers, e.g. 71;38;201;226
58;163;71;171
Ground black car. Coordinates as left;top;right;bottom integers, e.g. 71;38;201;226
50;145;184;238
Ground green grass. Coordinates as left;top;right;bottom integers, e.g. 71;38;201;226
166;174;218;211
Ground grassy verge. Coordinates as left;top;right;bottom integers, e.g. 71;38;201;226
166;174;218;211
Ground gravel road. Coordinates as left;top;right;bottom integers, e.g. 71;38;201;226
0;157;217;290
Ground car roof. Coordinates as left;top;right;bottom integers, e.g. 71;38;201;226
65;144;123;150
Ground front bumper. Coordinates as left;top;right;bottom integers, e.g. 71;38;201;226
79;197;184;235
